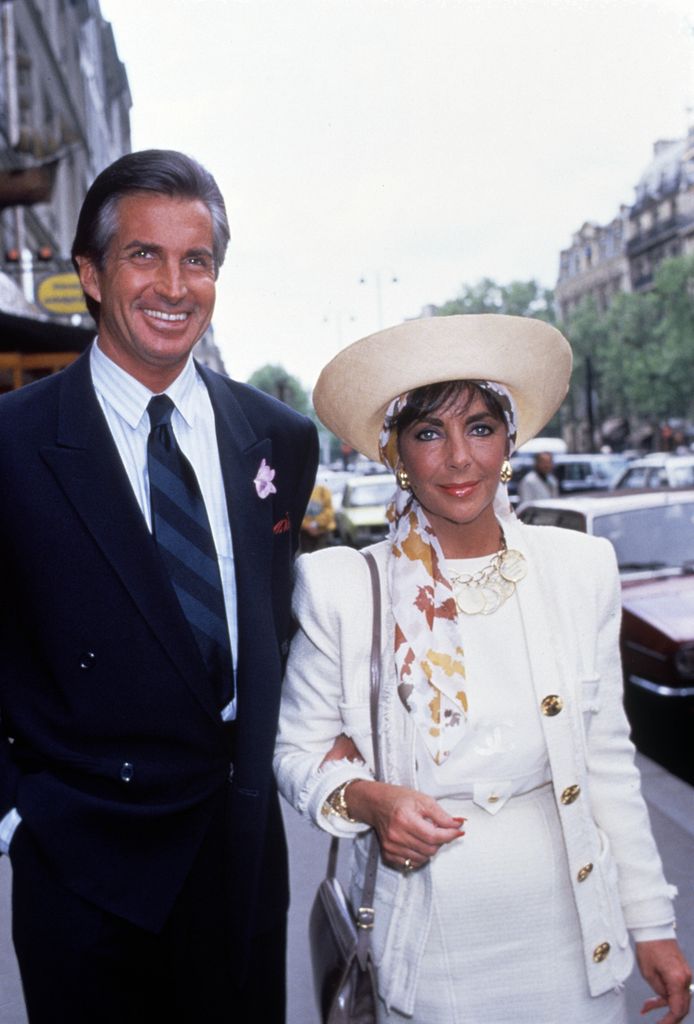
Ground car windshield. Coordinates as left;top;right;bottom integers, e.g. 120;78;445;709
592;502;694;571
593;457;629;481
347;482;395;507
670;465;694;486
618;467;650;488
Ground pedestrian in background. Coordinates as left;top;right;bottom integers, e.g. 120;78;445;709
301;481;336;552
517;449;559;502
0;149;318;1023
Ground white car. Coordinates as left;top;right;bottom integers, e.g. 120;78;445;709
612;454;694;490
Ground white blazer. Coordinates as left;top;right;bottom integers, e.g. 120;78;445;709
274;518;676;1014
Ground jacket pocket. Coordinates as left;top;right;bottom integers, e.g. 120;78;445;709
580;676;600;713
349;833;401;968
597;828;629;948
338;700;373;762
579;676;601;743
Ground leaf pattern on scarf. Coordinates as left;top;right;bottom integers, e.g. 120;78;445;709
375;385;518;764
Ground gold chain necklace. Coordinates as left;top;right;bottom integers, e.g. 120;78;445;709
447;533;527;616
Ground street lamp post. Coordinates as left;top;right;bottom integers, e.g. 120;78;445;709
358;271;399;329
322;311;356;348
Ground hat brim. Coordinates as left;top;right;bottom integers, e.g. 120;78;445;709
312;314;572;461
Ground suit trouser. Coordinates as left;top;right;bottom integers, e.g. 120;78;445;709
10;796;286;1024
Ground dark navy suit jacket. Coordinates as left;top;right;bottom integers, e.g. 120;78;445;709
0;348;318;971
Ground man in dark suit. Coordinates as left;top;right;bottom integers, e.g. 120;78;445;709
0;150;318;1022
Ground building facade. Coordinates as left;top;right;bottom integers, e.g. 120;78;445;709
555;209;631;321
627;134;694;291
555;126;694;321
0;0;131;388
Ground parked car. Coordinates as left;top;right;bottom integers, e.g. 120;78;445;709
553;453;630;494
315;468;353;513
508;451;629;504
335;474;395;548
611;453;694;490
518;489;694;781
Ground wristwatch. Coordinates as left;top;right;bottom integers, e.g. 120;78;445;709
322;779;358;822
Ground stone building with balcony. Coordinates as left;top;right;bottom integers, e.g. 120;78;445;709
554;126;694;322
554;209;631;322
627;133;694;290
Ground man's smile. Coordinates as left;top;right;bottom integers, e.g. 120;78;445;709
142;308;189;322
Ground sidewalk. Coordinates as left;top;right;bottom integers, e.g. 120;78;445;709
1;753;691;1023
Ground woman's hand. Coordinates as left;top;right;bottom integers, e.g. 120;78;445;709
637;938;692;1023
320;733;364;767
345;779;464;871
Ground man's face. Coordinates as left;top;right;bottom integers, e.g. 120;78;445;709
536;453;554;476
77;192;217;391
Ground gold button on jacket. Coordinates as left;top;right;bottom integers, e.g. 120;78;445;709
560;784;581;804
577;863;594;882
592;942;611;963
541;694;563;716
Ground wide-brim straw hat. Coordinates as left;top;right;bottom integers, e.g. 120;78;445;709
312;314;572;461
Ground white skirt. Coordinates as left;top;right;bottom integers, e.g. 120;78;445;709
378;783;627;1024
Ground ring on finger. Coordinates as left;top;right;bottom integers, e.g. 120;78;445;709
403;858;414;873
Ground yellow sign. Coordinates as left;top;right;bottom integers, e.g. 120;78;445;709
37;273;87;316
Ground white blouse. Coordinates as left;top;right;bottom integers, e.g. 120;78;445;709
415;555;552;811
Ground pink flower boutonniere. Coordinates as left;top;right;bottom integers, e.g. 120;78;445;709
254;458;277;499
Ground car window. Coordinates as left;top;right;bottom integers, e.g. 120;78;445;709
519;508;587;532
670;465;694;486
345;482;395;507
593;458;628;482
557;463;590;482
619;467;650;488
592;502;694;570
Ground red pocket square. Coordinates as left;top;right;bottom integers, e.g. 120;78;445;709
273;515;291;535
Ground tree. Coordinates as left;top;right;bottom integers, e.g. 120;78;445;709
246;364;311;417
425;257;694;449
434;277;555;322
562;253;694;444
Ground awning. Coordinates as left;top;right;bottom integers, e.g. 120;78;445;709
0;308;93;354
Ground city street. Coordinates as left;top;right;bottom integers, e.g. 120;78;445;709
1;753;692;1023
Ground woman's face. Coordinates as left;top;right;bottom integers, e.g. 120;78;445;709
397;391;508;556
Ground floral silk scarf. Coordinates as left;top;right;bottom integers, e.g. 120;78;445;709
378;382;518;764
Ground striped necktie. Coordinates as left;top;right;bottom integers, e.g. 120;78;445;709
147;394;233;708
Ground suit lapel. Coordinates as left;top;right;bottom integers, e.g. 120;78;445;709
200;367;274;587
39;352;221;720
198;368;276;672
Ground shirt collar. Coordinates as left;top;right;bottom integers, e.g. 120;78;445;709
90;339;199;429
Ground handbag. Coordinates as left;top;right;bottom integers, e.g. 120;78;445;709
309;550;383;1024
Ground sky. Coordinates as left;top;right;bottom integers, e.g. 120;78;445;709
98;0;693;391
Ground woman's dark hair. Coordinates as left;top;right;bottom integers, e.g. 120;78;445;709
71;149;230;321
391;380;507;435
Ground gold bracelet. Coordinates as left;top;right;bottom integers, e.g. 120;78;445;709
323;779;358;822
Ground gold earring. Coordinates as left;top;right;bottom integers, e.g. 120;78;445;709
500;459;512;484
396;467;411;491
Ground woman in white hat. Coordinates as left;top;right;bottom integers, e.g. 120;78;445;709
274;315;691;1023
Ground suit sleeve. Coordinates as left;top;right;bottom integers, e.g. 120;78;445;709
584;540;677;931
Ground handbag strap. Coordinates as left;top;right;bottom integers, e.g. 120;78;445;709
355;550;382;966
323;549;383;967
362;550;383;777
